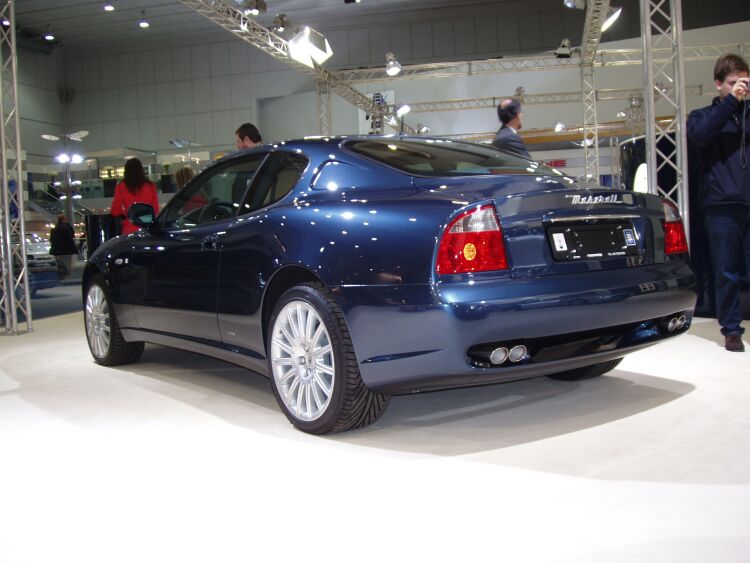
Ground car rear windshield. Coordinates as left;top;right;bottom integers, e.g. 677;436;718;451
344;138;562;177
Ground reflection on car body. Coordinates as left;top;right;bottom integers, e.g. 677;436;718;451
82;137;695;434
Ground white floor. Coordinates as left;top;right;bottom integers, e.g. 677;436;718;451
1;312;748;563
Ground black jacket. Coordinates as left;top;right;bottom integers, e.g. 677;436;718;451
687;94;750;207
492;126;531;159
50;222;77;255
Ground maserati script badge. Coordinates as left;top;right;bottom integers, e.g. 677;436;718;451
566;193;633;205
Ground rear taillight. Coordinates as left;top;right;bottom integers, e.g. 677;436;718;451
661;199;688;255
436;204;508;274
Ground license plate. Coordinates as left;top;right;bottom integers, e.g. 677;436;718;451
547;223;639;261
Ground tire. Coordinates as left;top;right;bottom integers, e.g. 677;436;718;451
546;358;623;381
84;275;144;366
267;282;391;434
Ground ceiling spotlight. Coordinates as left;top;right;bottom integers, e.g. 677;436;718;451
554;121;565;132
139;11;149;28
42;134;60;141
385;52;402;77
554;38;572;58
1;18;10;27
563;0;586;8
240;0;267;16
616;110;626;118
344;0;362;3
417;124;430;134
288;26;333;67
272;14;290;32
66;130;89;142
103;3;115;11
395;103;411;117
601;6;622;32
43;26;55;41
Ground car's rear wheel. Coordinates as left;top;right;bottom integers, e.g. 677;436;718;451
546;358;623;381
84;275;144;366
267;282;391;434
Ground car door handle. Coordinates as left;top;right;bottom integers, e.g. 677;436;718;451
201;234;220;251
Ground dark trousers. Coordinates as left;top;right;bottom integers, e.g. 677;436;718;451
704;205;750;336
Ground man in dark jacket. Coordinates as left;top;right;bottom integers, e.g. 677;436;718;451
492;99;531;159
49;214;78;280
687;53;750;352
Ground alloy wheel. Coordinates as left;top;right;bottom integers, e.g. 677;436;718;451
270;300;335;422
85;284;111;359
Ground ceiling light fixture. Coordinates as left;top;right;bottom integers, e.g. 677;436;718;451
344;0;362;3
238;0;267;16
1;18;10;27
103;3;115;11
601;6;622;32
385;52;402;77
554;121;565;132
395;103;411;117
272;14;290;32
288;26;333;67
43;26;55;41
563;0;585;8
139;11;149;28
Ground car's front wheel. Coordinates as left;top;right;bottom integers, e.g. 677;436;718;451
84;275;144;366
267;282;391;434
546;358;623;381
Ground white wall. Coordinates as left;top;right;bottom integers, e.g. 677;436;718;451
17;48;65;163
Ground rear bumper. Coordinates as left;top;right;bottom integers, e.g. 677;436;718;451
335;262;695;393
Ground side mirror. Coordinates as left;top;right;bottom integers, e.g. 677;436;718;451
128;203;156;229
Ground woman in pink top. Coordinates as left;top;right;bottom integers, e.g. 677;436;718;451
110;158;160;235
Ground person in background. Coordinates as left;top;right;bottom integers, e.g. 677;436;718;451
110;157;159;235
492;99;531;159
687;53;750;352
49;214;77;279
174;166;195;190
235;123;262;150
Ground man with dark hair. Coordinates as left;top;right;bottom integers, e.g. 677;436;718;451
492;98;530;158
687;53;750;352
235;122;262;150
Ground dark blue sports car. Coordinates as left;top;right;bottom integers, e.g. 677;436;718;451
83;137;695;434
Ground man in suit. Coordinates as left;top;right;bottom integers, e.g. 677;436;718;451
492;99;531;159
235;122;263;150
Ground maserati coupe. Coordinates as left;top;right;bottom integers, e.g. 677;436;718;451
83;137;695;434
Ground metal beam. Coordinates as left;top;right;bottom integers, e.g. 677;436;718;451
0;0;30;334
640;0;690;240
580;0;610;64
176;0;412;134
332;42;750;84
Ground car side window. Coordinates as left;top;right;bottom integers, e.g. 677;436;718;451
239;152;308;214
162;154;266;229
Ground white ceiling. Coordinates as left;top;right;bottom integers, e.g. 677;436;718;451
14;0;517;52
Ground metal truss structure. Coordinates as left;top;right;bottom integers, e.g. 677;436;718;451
0;1;30;334
315;80;332;136
579;0;610;179
639;0;690;238
177;0;412;134
332;42;749;84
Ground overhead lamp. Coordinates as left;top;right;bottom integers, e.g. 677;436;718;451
1;18;10;27
395;103;411;117
385;52;402;77
563;0;586;8
41;130;88;142
417;124;430;134
103;3;115;11
554;38;572;58
554;121;565;132
43;26;55;41
237;0;267;16
616;110;626;118
55;153;84;164
139;11;149;28
272;14;290;32
601;6;622;32
344;0;362;3
288;26;333;68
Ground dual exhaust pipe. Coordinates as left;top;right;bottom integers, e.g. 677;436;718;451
488;344;528;365
664;314;687;333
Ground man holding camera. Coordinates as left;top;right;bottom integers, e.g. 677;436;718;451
687;53;750;352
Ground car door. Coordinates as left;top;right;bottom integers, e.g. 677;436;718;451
216;152;309;358
130;153;267;343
